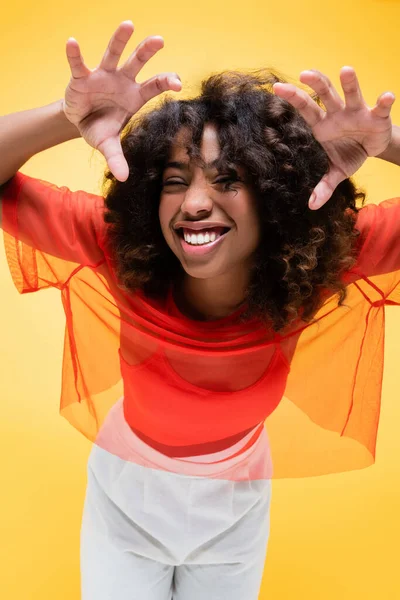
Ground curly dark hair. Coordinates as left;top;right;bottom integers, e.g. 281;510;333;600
102;68;366;332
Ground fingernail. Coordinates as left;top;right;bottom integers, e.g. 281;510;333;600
309;192;317;207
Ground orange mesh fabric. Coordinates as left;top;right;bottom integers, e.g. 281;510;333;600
2;171;400;479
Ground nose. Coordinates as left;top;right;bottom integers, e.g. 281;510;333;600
180;183;213;218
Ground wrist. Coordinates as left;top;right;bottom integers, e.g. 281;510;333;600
376;124;400;165
54;99;81;141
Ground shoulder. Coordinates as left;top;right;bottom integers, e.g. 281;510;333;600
355;198;400;244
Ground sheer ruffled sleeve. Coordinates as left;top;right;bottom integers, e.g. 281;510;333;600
1;171;106;293
271;196;400;478
1;171;123;439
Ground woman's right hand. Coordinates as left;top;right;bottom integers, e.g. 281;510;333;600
63;20;182;181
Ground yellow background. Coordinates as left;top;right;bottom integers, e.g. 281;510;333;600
1;1;400;598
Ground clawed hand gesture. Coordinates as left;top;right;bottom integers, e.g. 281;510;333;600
63;21;396;202
63;21;181;181
273;67;396;209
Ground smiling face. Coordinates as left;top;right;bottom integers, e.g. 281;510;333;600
159;124;261;282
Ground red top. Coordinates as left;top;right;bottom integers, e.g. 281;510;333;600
3;171;400;477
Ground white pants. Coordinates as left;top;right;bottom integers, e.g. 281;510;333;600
80;399;272;600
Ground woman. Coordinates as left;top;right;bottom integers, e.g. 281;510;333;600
1;19;399;600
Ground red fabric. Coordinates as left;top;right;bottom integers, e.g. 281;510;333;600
3;171;400;478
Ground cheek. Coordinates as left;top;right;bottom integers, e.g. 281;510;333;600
158;197;172;239
158;197;182;255
231;196;261;246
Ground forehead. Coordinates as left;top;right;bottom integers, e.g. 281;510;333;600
168;124;221;163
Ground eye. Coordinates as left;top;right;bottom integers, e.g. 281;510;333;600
214;176;240;191
162;179;187;190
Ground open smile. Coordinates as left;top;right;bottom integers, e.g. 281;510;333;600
174;226;231;256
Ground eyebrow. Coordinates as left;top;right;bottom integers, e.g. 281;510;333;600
164;159;222;171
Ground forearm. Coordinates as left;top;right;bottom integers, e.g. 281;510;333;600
376;124;400;166
0;100;80;186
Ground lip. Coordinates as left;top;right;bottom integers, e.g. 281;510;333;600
177;229;229;256
173;220;232;232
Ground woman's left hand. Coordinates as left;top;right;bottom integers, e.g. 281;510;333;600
273;67;396;209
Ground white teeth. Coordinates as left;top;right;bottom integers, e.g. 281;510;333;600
182;229;222;246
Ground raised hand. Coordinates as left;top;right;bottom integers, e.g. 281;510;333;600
273;67;396;209
63;21;182;181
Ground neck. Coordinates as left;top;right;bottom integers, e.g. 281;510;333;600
174;267;251;321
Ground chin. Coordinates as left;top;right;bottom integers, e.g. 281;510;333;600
180;261;227;280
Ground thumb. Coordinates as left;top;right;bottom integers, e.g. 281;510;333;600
309;167;345;210
98;136;129;182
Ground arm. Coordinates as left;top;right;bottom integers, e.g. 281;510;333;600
0;101;80;226
376;124;400;166
0;100;80;188
1;22;182;294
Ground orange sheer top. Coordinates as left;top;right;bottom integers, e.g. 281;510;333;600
3;171;400;478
